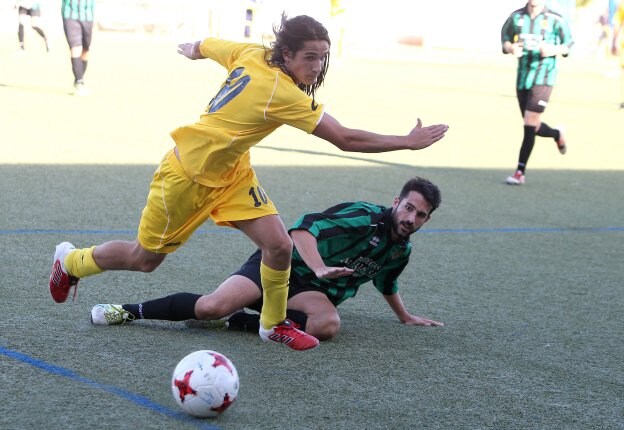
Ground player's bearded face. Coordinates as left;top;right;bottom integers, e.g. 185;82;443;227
390;192;432;241
391;206;419;240
284;40;330;86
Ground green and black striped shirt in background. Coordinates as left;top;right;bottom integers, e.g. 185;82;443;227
501;5;573;90
61;0;95;22
289;202;412;306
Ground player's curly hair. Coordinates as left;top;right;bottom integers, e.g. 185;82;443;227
267;13;331;110
399;177;442;214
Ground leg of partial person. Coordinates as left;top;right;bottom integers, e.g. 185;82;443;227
18;22;25;50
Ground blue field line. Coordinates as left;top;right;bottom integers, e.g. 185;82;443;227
0;226;622;236
0;345;221;430
421;226;624;234
0;228;240;235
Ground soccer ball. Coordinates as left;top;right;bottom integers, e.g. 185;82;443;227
171;350;239;418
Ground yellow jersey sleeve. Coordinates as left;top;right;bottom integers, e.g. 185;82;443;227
171;39;324;187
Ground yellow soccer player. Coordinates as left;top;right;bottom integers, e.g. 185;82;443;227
48;14;448;351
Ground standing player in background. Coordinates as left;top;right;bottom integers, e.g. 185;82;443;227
48;14;448;351
612;0;624;109
501;0;573;185
90;177;445;340
61;0;95;96
15;1;50;53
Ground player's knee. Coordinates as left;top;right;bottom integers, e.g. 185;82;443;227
194;295;229;320
311;315;341;341
261;238;293;262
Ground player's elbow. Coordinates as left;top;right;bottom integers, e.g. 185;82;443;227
330;136;357;152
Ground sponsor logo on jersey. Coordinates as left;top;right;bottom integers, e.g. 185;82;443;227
341;256;382;278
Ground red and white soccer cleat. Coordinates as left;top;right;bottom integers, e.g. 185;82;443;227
49;242;80;303
505;170;525;185
556;127;567;155
259;319;319;351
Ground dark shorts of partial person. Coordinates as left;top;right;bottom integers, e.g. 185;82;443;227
232;249;331;313
62;18;93;49
517;86;553;114
19;6;41;17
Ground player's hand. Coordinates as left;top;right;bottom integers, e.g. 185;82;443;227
405;119;448;150
315;266;354;279
402;314;445;327
511;41;524;57
177;41;204;60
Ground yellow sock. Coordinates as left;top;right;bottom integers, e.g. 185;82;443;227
64;246;104;278
259;262;290;330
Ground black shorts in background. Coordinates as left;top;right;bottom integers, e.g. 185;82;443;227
19;7;41;17
517;85;553;114
62;18;93;49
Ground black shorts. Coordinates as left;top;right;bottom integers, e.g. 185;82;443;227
516;86;553;115
19;7;41;17
232;249;327;313
62;18;93;49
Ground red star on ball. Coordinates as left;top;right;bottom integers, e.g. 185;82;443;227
212;393;235;414
173;370;197;402
211;352;234;375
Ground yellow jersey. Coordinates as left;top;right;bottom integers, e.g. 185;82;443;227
171;39;325;187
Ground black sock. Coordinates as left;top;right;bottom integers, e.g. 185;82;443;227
122;293;201;321
286;309;308;331
18;24;24;48
32;26;46;41
517;125;536;174
82;60;88;74
226;311;260;332
536;122;559;141
71;57;84;83
226;308;309;332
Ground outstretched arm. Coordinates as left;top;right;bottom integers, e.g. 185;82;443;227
177;41;205;60
312;113;448;153
383;293;444;327
290;229;354;279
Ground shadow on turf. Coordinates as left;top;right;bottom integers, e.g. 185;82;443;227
0;81;74;96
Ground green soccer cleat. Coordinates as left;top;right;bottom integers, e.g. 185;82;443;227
91;304;135;325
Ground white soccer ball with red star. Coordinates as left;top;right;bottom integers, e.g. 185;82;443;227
171;350;239;417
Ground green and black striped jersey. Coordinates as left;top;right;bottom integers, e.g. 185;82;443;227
501;6;573;89
289;201;412;306
61;0;94;22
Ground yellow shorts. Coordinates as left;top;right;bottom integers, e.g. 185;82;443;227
137;148;278;253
